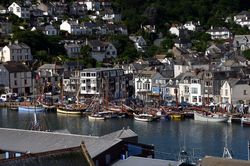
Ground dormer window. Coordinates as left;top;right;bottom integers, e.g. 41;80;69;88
191;79;199;84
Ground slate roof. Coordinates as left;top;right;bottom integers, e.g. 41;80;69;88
0;127;125;158
38;64;64;70
0;145;92;166
7;42;30;49
3;62;30;73
101;128;138;140
207;27;229;33
236;11;250;17
88;40;108;47
226;78;240;87
112;156;180;166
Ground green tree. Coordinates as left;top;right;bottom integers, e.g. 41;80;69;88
243;49;250;60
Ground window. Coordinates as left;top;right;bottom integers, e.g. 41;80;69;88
14;73;17;78
192;96;197;102
206;73;211;77
105;154;111;165
244;90;247;95
205;81;212;87
86;73;90;77
82;79;86;83
225;89;228;96
24;79;27;85
191;79;199;84
82;87;85;90
91;73;96;77
14;80;17;85
16;7;20;12
147;83;150;90
191;88;198;94
184;86;189;93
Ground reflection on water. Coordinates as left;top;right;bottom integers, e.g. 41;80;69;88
1;108;250;160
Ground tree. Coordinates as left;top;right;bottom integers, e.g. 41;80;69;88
243;49;250;60
146;45;159;57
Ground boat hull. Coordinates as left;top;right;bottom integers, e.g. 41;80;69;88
57;107;84;115
194;111;228;122
170;114;184;120
18;106;45;112
88;115;105;120
133;113;153;122
241;117;250;126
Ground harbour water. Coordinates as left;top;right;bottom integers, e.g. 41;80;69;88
1;108;250;161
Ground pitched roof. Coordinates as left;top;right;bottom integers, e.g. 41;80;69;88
0;144;93;166
226;78;240;87
7;42;30;49
88;40;108;47
0;127;122;158
207;27;229;33
2;62;30;73
38;64;64;70
101;128;137;140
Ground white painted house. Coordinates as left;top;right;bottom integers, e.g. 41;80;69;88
60;20;82;35
129;35;147;52
177;72;202;106
0;41;32;62
79;68;126;99
8;2;30;19
220;79;250;105
174;60;190;78
169;24;187;37
84;0;100;11
206;26;232;40
184;21;199;31
87;40;117;62
234;11;250;29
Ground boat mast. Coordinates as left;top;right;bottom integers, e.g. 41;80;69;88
248;141;250;161
105;77;109;111
222;125;232;159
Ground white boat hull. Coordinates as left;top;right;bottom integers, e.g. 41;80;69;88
57;108;83;115
18;106;45;112
241;117;250;126
133;113;153;122
88;115;105;120
194;111;228;122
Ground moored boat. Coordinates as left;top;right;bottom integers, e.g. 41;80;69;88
241;117;250;126
56;106;85;115
170;113;184;120
133;113;153;122
194;111;229;122
88;113;106;120
18;105;45;112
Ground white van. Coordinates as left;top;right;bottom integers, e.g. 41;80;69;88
0;94;10;102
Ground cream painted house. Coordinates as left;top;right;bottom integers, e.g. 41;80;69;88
0;41;32;62
8;2;30;19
